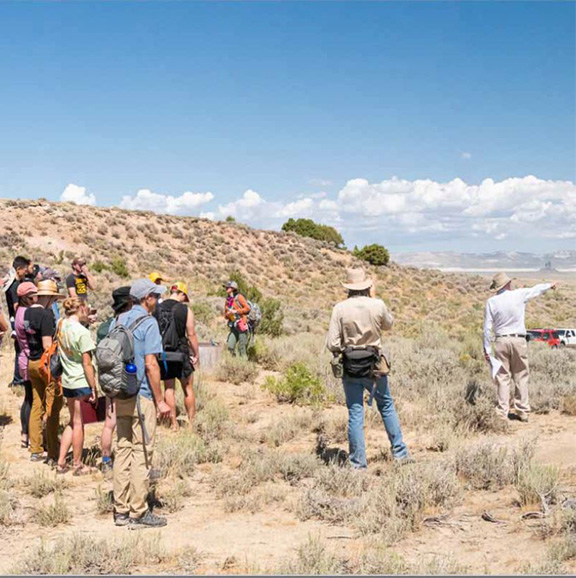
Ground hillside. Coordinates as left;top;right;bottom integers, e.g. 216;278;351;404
1;198;574;335
1;198;576;575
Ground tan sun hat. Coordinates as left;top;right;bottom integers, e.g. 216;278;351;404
490;272;514;292
36;279;64;299
342;268;373;291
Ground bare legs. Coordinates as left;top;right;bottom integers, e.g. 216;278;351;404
101;397;116;459
57;397;86;470
164;375;196;430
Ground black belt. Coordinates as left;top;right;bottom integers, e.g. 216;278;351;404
496;334;526;338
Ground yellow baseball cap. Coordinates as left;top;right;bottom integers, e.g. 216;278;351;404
148;271;165;285
170;281;189;302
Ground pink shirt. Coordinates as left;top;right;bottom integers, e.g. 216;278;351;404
14;306;31;381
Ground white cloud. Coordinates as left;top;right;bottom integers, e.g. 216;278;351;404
309;179;333;187
97;174;575;249
332;175;575;242
461;152;472;160
118;189;214;215
60;183;96;206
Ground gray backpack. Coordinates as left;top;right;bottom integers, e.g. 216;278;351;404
95;316;149;399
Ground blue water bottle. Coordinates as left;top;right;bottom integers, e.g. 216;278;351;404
125;362;137;374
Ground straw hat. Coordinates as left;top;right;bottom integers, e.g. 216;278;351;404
490;272;513;292
342;268;373;291
36;280;64;298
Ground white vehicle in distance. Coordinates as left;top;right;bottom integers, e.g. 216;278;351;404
556;329;576;349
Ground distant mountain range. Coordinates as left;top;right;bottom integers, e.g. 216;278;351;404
392;251;576;271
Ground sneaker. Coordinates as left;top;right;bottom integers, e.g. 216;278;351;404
128;510;167;529
114;512;130;527
518;413;529;423
30;453;44;462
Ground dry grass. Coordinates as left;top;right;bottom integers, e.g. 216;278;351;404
0;489;18;526
260;410;316;447
34;494;71;527
515;464;561;507
94;485;114;516
11;533;198;575
215;356;260;385
24;470;67;498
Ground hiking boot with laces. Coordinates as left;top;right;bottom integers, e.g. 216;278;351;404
128;510;167;530
114;512;130;527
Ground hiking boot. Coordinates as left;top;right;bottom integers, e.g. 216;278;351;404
30;453;44;462
114;512;130;527
128;510;167;530
394;455;415;466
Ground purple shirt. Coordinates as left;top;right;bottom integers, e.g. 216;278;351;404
14;306;31;381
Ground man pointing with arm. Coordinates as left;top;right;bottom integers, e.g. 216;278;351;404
483;272;557;423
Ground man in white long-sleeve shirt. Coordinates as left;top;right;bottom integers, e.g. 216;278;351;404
483;272;557;422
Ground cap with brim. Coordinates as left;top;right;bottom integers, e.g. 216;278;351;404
341;268;373;291
223;281;238;290
17;282;38;298
112;286;132;313
171;281;189;302
490;272;514;292
130;278;166;300
36;279;64;298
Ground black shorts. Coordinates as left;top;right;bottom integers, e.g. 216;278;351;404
160;355;194;381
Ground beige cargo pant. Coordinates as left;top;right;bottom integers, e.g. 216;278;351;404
493;336;530;419
113;395;156;519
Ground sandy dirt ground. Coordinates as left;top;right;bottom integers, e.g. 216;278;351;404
1;344;575;575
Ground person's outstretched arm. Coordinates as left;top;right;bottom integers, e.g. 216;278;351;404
521;282;558;302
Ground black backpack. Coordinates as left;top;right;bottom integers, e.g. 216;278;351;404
155;302;186;362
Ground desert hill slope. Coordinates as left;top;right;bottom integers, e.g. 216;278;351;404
0;198;574;334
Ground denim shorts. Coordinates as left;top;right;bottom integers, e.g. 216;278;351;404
63;386;92;399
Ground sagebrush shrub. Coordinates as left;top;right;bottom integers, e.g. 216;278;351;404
263;363;329;405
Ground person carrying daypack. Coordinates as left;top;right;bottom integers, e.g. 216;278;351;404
95;286;133;473
101;278;170;529
223;281;250;358
154;282;199;430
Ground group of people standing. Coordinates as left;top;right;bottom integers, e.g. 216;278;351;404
0;257;203;528
0;252;560;528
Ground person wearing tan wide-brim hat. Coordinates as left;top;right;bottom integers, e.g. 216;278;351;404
483;272;558;423
25;279;65;464
36;280;65;298
327;268;410;469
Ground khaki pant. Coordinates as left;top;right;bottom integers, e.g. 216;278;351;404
28;359;63;458
494;336;530;418
113;395;156;519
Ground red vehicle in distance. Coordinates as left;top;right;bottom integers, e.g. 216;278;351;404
526;329;561;348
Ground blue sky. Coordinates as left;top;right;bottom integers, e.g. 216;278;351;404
0;1;574;252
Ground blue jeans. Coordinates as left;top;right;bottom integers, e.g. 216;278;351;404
342;375;408;468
